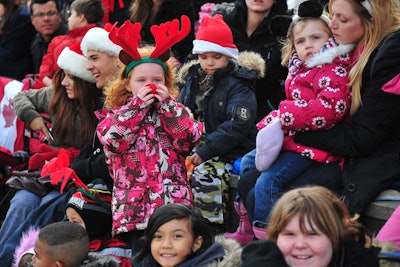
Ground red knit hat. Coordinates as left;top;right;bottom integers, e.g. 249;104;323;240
57;42;96;83
192;14;238;60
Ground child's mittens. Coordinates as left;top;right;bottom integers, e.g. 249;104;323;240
28;144;59;171
255;118;284;172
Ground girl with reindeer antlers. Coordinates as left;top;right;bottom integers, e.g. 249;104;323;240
95;15;204;255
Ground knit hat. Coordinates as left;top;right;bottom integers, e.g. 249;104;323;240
192;14;238;60
57;42;96;83
66;179;112;240
80;26;122;57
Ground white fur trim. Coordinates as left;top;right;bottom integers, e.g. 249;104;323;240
306;43;355;68
57;47;96;83
192;40;238;60
81;27;122;57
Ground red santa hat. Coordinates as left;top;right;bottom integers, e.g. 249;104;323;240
80;25;122;57
57;43;95;83
192;14;238;60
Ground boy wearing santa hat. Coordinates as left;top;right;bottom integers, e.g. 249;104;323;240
178;14;265;231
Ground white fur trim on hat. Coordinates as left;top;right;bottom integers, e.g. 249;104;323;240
81;27;122;57
192;40;238;60
57;47;96;83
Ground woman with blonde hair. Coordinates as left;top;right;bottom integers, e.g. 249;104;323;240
286;0;400;218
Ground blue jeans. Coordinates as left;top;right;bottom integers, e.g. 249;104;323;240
0;189;73;266
0;190;60;249
239;149;312;226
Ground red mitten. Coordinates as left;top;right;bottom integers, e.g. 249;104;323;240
63;147;81;162
28;150;59;170
38;143;59;153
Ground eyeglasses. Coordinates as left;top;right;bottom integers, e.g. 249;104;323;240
32;10;59;19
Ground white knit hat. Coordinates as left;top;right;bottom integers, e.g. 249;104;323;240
81;26;122;57
192;14;238;60
57;43;96;83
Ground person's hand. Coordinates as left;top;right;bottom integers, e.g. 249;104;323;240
137;84;157;106
190;153;203;166
152;84;169;103
30;117;50;140
42;76;52;87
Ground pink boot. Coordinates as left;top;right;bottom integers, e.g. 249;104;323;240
224;201;254;246
252;225;267;240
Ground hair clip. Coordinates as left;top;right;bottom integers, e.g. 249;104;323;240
357;0;373;17
109;15;191;77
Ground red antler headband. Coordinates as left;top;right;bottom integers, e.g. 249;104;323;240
109;15;191;77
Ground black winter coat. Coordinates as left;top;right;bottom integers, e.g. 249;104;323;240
136;0;196;63
178;55;262;162
294;29;400;215
224;0;288;121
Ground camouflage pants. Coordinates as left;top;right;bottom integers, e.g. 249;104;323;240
190;157;232;224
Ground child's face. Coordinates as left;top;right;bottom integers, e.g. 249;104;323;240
87;50;120;89
198;52;230;75
126;63;165;95
66;207;86;229
68;9;82;30
61;70;76;99
277;213;333;267
293;20;330;62
151;219;203;267
32;240;54;267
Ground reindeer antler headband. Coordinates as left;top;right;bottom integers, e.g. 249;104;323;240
109;15;191;77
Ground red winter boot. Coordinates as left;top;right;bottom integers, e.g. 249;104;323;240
224;201;254;246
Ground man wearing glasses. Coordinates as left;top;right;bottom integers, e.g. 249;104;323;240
30;0;67;75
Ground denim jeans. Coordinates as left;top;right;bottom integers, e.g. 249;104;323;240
0;190;60;249
238;149;312;226
0;189;73;266
253;151;312;226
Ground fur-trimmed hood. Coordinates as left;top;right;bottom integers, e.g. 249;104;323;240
208;235;243;267
306;39;355;68
12;227;40;267
177;51;265;85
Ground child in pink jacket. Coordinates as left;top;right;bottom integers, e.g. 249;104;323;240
96;16;203;255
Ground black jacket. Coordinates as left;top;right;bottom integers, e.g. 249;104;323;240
31;23;68;74
178;52;264;162
224;0;288;121
137;0;196;63
294;29;400;215
0;6;36;80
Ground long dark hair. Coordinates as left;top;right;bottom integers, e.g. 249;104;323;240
48;69;102;149
0;0;19;36
133;204;214;265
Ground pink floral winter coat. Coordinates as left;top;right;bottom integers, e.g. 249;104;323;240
96;96;203;235
257;38;354;164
